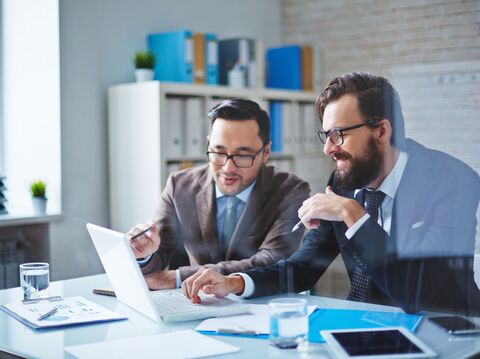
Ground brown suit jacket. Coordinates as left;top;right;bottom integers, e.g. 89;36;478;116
141;164;310;281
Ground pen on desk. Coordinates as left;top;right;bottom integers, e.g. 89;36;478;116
37;307;58;321
291;220;303;232
217;328;260;335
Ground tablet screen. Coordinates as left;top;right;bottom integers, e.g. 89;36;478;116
331;329;423;356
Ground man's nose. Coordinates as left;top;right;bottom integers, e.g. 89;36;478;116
223;157;237;171
323;137;339;156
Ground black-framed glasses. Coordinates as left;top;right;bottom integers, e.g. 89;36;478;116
317;119;381;146
206;145;266;168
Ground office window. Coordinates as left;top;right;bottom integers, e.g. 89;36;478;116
1;0;61;214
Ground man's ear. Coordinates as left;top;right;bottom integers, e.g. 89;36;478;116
377;119;392;145
263;141;272;163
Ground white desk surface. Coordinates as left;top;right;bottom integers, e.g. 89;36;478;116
1;274;480;359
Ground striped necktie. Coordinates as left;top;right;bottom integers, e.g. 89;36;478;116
347;189;386;302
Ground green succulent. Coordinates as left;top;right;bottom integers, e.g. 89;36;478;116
133;51;155;69
30;180;46;198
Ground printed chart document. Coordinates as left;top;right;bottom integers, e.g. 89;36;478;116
196;304;316;337
65;330;240;359
0;296;126;329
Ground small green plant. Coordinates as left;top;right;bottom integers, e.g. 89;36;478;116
133;51;155;69
30;180;46;198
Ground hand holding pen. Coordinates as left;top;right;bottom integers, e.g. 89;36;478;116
127;220;161;259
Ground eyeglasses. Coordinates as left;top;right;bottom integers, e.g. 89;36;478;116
317;119;381;146
206;145;266;168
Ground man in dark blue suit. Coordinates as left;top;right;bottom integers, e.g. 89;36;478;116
182;73;480;315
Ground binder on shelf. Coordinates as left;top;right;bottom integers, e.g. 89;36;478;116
281;102;299;154
269;101;282;153
253;41;265;88
266;45;302;90
301;103;318;153
185;97;205;157
193;33;206;84
205;33;219;85
165;98;185;158
301;45;313;91
148;30;193;83
291;102;303;153
218;38;255;86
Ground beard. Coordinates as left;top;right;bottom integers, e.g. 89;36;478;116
334;136;383;191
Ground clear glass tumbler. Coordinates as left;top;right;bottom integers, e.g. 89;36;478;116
19;262;50;300
269;297;308;349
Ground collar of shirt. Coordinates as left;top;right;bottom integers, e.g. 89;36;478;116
215;180;256;203
354;151;409;201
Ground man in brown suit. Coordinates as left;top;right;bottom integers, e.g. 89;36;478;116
129;98;310;289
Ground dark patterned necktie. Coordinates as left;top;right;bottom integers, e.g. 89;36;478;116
220;196;241;256
347;189;386;302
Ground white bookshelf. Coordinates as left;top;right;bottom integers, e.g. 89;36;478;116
108;81;331;232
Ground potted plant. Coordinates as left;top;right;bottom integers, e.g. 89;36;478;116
133;51;155;82
30;180;47;214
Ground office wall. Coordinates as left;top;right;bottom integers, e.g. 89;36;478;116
53;0;282;280
282;0;480;245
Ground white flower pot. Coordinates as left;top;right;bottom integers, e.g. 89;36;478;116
135;69;154;82
32;197;47;214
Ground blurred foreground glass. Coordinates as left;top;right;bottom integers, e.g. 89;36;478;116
269;298;308;349
19;262;50;300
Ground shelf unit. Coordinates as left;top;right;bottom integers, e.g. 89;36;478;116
108;81;332;232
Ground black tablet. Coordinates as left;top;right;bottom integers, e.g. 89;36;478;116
321;327;437;359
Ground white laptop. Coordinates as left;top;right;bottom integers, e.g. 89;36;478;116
86;223;249;322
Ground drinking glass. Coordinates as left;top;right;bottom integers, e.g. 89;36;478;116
19;262;50;300
269;298;308;349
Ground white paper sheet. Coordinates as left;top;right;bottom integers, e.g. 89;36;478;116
1;296;126;329
195;304;316;334
65;330;240;359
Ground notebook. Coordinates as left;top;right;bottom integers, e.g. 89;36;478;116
86;223;249;322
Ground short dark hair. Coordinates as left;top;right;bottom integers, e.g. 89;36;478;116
208;98;270;146
316;72;406;148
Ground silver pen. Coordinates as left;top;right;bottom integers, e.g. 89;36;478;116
291;220;303;232
37;307;58;321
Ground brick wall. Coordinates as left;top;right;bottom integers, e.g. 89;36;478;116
282;0;480;295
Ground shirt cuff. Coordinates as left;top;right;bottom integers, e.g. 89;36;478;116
136;254;152;267
175;269;182;288
230;272;255;298
345;213;370;240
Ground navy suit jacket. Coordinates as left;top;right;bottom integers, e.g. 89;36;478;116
246;139;480;315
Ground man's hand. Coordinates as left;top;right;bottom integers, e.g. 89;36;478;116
127;220;160;259
181;268;245;304
144;270;176;290
298;186;365;229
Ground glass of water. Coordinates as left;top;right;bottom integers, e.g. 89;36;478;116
269;297;308;349
19;262;50;300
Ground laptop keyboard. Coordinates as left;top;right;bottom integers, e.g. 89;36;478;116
148;289;249;322
150;289;210;315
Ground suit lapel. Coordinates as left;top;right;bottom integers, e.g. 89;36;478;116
195;170;221;262
225;167;268;259
392;140;431;254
